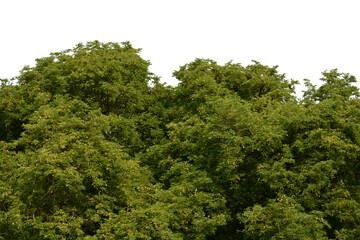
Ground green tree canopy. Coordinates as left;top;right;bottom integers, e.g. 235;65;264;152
1;41;360;239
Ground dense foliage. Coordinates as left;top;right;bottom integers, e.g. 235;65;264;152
1;41;360;239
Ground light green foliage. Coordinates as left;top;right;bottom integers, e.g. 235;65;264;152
303;69;359;102
240;196;329;240
99;162;227;240
5;97;147;239
1;41;360;239
17;41;152;115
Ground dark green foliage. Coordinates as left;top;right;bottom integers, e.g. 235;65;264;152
1;41;360;239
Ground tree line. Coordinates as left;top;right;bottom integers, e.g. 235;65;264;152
1;41;360;239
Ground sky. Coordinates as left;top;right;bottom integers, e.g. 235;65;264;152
1;0;359;97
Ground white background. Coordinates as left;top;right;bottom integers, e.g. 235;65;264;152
1;0;359;97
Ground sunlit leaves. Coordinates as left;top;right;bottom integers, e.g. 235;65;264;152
240;196;329;240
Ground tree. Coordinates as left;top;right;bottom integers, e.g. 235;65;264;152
2;97;149;238
303;69;359;103
1;41;360;239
